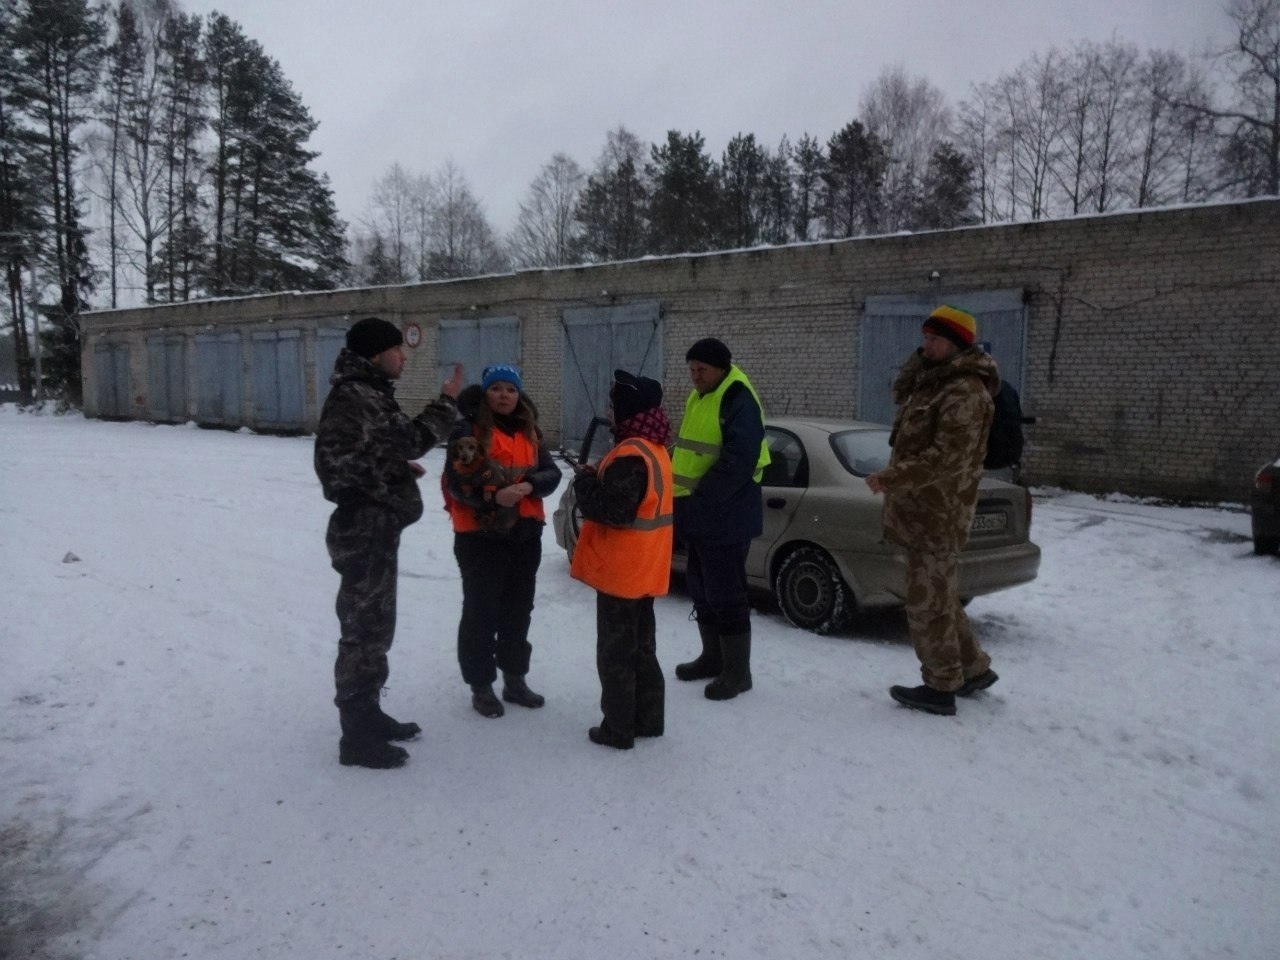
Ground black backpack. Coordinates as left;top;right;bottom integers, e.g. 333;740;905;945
985;380;1025;470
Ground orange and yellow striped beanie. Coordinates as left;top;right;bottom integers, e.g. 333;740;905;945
923;304;977;349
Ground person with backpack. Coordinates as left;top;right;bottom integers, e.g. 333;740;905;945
984;378;1025;482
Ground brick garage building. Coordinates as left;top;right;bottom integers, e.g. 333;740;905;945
80;198;1280;501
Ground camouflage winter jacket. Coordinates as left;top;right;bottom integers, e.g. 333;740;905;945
314;348;457;528
879;347;998;554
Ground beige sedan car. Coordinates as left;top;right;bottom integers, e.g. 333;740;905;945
553;417;1041;634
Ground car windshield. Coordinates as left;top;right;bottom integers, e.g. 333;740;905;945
831;429;892;477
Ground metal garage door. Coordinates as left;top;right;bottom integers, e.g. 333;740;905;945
94;342;131;418
147;335;187;422
195;332;242;424
859;289;1026;426
561;301;662;454
316;327;347;406
250;330;304;430
437;316;521;390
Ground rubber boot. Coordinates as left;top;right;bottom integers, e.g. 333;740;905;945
675;619;722;681
501;671;545;708
704;629;753;701
338;699;409;769
471;682;505;718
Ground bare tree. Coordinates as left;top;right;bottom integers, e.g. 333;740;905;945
1198;0;1280;195
362;163;417;284
998;50;1068;219
957;82;1005;223
508;152;584;268
859;66;953;230
425;159;506;280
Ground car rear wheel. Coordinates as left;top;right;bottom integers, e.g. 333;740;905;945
774;546;852;634
1254;535;1279;556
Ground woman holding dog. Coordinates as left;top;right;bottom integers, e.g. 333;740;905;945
444;364;561;718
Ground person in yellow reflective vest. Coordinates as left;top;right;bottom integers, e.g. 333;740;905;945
570;370;674;749
670;338;770;701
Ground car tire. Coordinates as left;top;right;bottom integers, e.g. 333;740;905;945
774;546;852;634
1254;535;1279;556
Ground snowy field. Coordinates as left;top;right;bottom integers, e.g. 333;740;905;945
2;407;1276;960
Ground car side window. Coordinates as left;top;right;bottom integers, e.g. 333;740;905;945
763;429;808;487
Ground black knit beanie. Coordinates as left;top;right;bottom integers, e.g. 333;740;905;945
346;317;403;359
611;369;663;423
685;337;732;370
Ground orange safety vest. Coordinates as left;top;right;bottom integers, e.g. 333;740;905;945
445;426;546;532
570;437;674;599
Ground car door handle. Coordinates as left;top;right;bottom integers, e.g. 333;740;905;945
766;497;787;509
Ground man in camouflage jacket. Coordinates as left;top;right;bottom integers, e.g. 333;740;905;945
314;316;461;767
867;305;1000;716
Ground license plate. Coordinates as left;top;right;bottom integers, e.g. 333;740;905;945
971;512;1008;533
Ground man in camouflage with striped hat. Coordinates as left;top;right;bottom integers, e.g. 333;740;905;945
867;305;1001;716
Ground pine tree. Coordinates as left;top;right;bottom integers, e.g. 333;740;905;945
13;0;107;401
154;9;206;302
646;129;720;254
720;132;764;248
915;141;978;229
574;126;649;262
791;133;824;241
821;120;888;238
0;0;45;399
757;136;794;246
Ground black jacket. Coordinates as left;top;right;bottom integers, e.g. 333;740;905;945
673;381;765;544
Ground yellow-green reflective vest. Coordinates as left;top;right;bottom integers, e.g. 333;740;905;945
671;365;770;497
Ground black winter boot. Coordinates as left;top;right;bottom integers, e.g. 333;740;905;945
675;619;722;681
889;684;957;716
956;669;999;697
588;722;635;750
366;691;421;741
338;700;409;769
471;683;505;718
705;629;753;701
501;671;545;708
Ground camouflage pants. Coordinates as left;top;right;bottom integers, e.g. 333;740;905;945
904;549;991;692
327;503;402;705
596;593;664;738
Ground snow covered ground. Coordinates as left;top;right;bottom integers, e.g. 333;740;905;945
2;407;1276;960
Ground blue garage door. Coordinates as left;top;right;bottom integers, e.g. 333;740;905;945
250;330;304;430
195;332;242;424
95;342;131;418
437;316;521;392
560;301;663;455
316;327;347;406
147;335;187;422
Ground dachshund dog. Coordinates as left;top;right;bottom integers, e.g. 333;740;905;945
448;435;518;531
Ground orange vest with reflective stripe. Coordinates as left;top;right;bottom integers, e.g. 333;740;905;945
445;426;545;532
570;437;674;599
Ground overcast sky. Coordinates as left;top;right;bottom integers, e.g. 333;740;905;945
181;0;1225;237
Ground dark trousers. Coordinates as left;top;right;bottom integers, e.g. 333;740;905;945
327;504;401;704
454;532;542;686
684;538;752;634
596;593;665;738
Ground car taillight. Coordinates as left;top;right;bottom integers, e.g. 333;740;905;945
1257;469;1274;494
